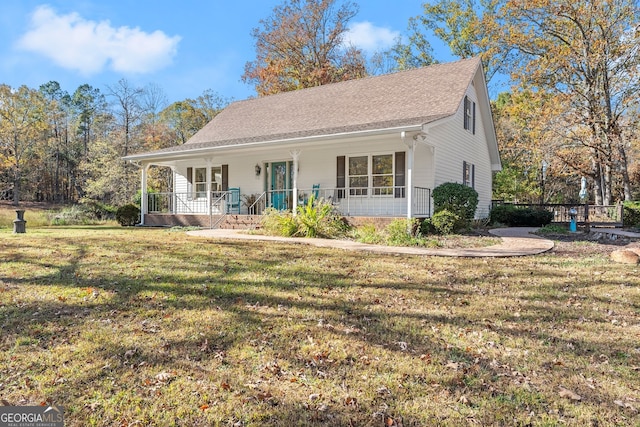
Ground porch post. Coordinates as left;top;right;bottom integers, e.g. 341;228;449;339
402;132;415;219
140;163;149;225
206;161;212;219
291;150;300;216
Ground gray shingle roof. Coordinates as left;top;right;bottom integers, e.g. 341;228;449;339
129;57;481;158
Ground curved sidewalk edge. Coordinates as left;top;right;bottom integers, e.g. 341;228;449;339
187;227;554;258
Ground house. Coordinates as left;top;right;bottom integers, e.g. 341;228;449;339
124;57;501;228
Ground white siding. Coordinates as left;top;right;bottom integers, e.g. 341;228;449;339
428;84;493;218
162;133;433;216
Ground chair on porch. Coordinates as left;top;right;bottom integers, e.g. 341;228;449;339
227;187;240;214
312;184;320;200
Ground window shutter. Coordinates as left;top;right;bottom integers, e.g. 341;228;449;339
463;161;467;185
336;156;345;199
221;164;228;191
472;101;476;135
472;164;476;189
394;152;405;198
463;97;469;130
186;167;193;196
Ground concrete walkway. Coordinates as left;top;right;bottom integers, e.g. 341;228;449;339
187;227;555;258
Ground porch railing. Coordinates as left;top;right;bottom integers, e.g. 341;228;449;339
147;191;232;215
146;186;433;218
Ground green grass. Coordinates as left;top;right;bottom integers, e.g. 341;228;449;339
0;227;638;426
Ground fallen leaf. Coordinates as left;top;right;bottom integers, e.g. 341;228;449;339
344;396;357;406
199;404;209;411
558;386;581;401
256;391;273;401
155;372;173;382
220;381;231;391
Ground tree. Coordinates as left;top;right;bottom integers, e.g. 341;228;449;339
0;85;47;205
392;0;506;80
106;78;145;157
242;0;367;96
39;81;71;202
499;0;640;204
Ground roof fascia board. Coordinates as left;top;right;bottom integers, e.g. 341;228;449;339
125;123;425;163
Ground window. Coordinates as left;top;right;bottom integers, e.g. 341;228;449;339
349;156;368;195
463;161;475;188
342;153;405;197
372;154;393;195
194;167;207;198
211;166;222;192
464;96;476;134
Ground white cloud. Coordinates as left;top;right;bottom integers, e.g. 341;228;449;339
344;21;400;52
16;5;181;75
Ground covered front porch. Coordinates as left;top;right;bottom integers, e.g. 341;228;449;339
134;130;437;228
141;185;432;229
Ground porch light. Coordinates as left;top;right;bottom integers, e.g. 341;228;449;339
255;163;261;176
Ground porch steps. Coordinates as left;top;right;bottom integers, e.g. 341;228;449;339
143;213;262;229
220;215;262;230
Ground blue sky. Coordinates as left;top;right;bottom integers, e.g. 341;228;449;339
0;1;455;103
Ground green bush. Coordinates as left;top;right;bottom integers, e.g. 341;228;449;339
430;209;460;235
260;198;349;239
419;218;434;235
489;204;553;227
385;218;421;245
260;208;298;236
623;201;640;228
296;196;334;238
537;224;569;234
353;223;384;245
82;201;117;220
432;183;478;230
115;204;140;227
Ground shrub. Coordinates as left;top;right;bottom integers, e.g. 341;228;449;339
385;218;421;246
48;205;98;226
432;183;478;230
261;208;298;236
489;205;552;227
430;209;460;235
537;224;569;234
296;196;334;238
353;223;384;245
419;218;434;235
115;204;140;227
260;198;349;239
82;201;117;220
623;201;640;228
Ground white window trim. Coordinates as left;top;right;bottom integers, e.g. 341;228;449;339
347;153;396;197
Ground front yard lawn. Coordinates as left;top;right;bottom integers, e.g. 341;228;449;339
0;227;638;426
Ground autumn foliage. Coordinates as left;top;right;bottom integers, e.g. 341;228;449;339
242;0;367;96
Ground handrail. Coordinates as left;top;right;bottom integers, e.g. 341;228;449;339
209;191;230;229
248;191;267;215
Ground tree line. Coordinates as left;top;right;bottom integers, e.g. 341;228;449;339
1;0;639;208
0;79;229;206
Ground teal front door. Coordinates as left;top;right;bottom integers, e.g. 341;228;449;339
271;162;288;210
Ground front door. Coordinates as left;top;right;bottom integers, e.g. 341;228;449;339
271;162;288;210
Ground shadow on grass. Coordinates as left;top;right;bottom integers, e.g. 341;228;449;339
0;230;638;425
